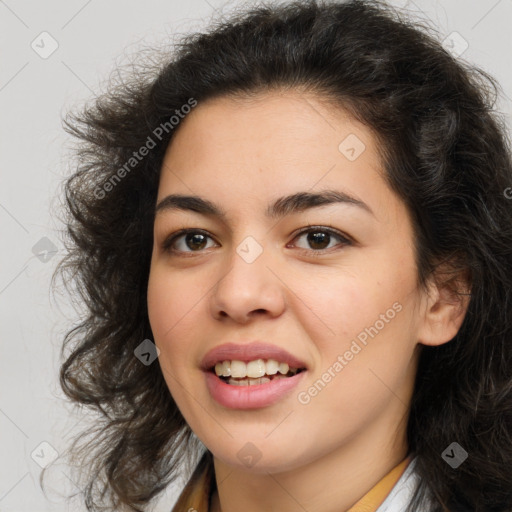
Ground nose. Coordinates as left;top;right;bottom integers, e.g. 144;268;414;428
209;239;286;324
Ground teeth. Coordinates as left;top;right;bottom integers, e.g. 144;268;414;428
266;359;279;375
247;359;266;378
228;376;272;386
231;360;247;378
214;358;299;378
278;362;289;375
214;361;231;377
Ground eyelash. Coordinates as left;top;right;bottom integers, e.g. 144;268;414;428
161;225;353;257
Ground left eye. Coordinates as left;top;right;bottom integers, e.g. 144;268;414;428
289;227;351;252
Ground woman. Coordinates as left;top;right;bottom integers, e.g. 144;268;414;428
53;1;512;511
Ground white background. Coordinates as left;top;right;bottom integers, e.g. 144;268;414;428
1;0;511;510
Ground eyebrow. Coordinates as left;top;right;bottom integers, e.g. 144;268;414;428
154;189;374;220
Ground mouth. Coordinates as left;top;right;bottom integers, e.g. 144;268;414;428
210;359;307;386
201;341;308;408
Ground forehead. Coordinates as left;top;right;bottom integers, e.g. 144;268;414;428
163;89;376;160
156;90;399;224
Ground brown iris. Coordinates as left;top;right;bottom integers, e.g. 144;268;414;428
185;233;208;251
307;231;331;250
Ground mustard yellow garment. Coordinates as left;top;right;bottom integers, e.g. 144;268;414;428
346;456;412;512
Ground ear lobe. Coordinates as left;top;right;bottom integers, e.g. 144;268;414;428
417;265;471;347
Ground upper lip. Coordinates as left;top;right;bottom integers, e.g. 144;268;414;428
201;341;308;371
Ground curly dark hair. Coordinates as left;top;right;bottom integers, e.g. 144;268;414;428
50;0;512;510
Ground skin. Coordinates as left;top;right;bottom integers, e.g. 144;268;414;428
147;89;468;512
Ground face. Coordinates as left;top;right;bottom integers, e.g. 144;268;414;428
147;89;427;473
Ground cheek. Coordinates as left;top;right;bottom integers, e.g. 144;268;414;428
297;263;417;359
147;270;206;411
147;269;202;360
291;272;392;350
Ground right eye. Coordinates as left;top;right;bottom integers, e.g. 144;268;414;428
161;228;218;254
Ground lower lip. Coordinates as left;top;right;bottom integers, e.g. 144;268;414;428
204;371;307;409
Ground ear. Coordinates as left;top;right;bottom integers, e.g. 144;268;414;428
417;262;471;347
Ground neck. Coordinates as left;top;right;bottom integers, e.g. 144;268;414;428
209;408;410;512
